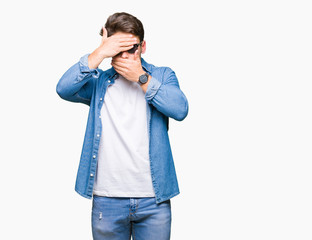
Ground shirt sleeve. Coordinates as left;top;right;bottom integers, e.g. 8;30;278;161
56;54;101;105
145;68;188;121
77;54;100;81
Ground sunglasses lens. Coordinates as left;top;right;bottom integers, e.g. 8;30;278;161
128;44;138;54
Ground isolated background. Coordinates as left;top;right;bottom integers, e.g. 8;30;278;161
1;0;312;239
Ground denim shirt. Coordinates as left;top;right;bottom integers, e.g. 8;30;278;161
56;54;188;203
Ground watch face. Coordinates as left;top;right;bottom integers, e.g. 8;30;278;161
139;74;148;84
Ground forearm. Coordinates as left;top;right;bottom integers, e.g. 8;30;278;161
145;74;189;121
139;74;152;93
56;54;100;105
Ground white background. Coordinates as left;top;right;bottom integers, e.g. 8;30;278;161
1;0;312;239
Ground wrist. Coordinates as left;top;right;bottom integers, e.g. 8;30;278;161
137;71;149;85
88;47;107;69
139;73;151;93
136;70;147;83
97;47;109;59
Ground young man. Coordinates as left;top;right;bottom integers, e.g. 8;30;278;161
56;12;188;240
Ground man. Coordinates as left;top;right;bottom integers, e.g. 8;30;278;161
56;12;188;240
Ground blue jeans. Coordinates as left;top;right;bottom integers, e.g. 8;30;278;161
91;196;172;240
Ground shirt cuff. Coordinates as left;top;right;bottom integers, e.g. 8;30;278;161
145;77;162;102
78;54;100;81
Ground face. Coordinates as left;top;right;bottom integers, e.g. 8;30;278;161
112;32;146;60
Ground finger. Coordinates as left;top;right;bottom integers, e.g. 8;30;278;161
119;45;135;52
118;38;138;43
118;42;136;48
113;57;128;63
111;34;136;42
114;34;136;39
117;41;138;49
111;63;124;74
112;59;127;68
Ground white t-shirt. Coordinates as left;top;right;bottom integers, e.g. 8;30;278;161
93;75;155;197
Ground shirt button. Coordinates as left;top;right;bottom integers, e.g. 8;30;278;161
99;115;101;119
100;98;103;101
108;80;111;83
90;173;94;177
93;155;96;159
97;134;100;137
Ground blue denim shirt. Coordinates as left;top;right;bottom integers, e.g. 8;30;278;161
56;54;188;203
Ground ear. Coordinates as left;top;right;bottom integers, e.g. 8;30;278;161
141;40;146;54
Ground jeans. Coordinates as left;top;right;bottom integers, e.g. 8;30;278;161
92;196;172;240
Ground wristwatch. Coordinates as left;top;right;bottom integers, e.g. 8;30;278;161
138;73;149;85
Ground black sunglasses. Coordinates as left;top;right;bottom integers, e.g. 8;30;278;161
127;41;143;54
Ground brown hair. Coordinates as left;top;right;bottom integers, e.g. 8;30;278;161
100;12;144;41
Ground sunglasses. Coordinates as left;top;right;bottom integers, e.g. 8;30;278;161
127;41;143;54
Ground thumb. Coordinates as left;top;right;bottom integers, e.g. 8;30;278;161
101;26;108;40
